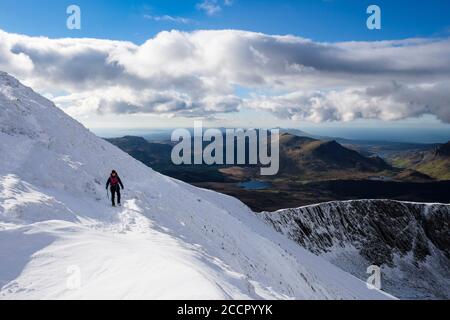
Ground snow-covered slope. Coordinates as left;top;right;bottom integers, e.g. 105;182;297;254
259;200;450;299
0;72;392;300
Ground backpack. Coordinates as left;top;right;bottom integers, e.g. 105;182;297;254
110;176;119;186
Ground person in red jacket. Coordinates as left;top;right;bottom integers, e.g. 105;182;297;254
106;170;124;207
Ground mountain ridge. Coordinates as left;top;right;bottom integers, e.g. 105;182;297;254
259;199;450;299
277;132;392;178
401;141;450;180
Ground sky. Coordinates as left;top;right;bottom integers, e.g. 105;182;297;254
1;0;450;141
1;0;450;42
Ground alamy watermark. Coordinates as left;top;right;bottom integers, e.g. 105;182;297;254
171;122;280;176
367;5;381;30
67;5;81;30
366;265;382;290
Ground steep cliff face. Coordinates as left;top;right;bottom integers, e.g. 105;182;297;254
259;200;450;299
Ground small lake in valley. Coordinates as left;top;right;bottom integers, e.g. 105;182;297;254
238;180;272;190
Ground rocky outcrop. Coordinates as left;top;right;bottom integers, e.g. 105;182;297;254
259;200;450;299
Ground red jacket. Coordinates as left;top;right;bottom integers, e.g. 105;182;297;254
106;176;124;189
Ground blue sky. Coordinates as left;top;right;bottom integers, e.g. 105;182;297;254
1;1;450;142
1;0;450;43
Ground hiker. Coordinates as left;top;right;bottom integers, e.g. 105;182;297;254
106;170;124;207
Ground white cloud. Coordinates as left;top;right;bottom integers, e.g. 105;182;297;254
1;28;450;123
246;82;450;123
196;0;222;16
144;14;194;24
0;31;34;76
196;0;234;16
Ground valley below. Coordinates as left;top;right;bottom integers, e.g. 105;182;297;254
194;179;450;212
106;134;450;212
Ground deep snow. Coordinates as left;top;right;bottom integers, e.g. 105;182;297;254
0;71;392;300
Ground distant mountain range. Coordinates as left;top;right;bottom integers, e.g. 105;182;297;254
107;132;445;182
389;141;450;180
276;133;391;179
410;142;450;180
108;136;172;167
106;131;450;211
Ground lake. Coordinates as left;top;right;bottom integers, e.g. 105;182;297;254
238;180;272;190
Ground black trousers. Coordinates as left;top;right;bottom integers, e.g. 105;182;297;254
110;185;121;205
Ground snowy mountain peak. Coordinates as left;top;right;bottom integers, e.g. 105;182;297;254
0;71;47;110
0;71;68;144
0;72;392;299
0;71;20;83
0;71;18;85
